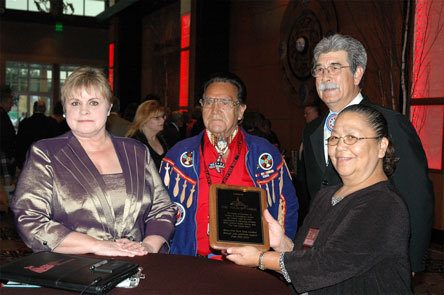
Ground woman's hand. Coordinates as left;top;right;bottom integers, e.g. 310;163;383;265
54;232;156;257
93;239;148;257
264;209;284;248
226;246;261;267
54;232;145;256
263;209;294;252
141;235;167;253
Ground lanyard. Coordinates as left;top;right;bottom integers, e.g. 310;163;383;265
202;135;242;185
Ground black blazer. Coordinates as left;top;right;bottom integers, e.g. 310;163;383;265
301;96;434;272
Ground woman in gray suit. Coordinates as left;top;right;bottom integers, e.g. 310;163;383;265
12;67;176;257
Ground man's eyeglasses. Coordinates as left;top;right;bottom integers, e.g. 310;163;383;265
326;135;381;146
199;98;240;108
311;63;351;77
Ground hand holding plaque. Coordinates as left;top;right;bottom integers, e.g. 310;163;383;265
209;184;270;251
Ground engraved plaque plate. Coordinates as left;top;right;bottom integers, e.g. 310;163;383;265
209;184;270;251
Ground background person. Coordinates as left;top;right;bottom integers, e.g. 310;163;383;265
301;34;433;273
159;72;299;257
0;85;16;186
162;110;185;148
106;96;131;137
126;100;169;170
242;111;282;152
51;101;70;136
122;102;138;122
295;103;320;225
227;105;411;294
12;67;176;257
15;99;59;170
303;103;320;124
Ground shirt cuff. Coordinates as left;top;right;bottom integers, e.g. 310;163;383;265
279;252;291;283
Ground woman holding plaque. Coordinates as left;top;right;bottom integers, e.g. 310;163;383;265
12;67;176;257
226;105;412;294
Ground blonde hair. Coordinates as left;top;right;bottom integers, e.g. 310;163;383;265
126;100;165;137
61;67;112;108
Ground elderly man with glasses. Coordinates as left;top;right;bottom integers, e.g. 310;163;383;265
160;72;299;258
301;34;434;274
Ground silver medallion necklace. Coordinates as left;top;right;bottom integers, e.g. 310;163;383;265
215;137;228;154
207;129;238;173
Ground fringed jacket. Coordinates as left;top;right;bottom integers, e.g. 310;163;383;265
159;129;299;255
12;132;177;252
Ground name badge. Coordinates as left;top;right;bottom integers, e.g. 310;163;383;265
303;227;320;248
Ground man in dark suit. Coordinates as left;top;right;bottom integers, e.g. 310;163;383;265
162;110;184;148
301;34;434;273
16;100;59;169
106;96;131;137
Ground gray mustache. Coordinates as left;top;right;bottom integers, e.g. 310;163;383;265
319;82;339;91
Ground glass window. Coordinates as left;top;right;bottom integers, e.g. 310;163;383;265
5;0;27;11
29;64;52;93
85;0;105;16
70;0;84;16
411;0;444;172
5;0;106;16
412;0;444;99
411;105;444;171
60;65;80;87
5;63;28;92
15;94;29;128
5;62;53;123
18;67;28;92
29;0;43;12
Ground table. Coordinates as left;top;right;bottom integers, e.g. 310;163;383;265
1;253;291;294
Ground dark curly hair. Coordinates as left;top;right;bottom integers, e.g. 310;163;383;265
340;104;398;176
202;72;247;104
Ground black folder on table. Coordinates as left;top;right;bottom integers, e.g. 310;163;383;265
0;251;139;294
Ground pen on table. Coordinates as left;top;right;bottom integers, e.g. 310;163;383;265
90;260;108;270
3;281;42;288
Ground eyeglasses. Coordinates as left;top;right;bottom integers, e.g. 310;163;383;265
326;135;381;146
311;63;351;77
152;114;166;120
199;97;240;109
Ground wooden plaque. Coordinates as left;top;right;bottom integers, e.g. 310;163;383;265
209;184;270;251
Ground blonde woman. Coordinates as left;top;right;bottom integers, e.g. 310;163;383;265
12;67;176;257
126;100;169;170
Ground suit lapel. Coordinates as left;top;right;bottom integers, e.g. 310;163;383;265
310;117;328;174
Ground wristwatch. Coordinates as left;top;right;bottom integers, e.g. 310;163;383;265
258;252;266;270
